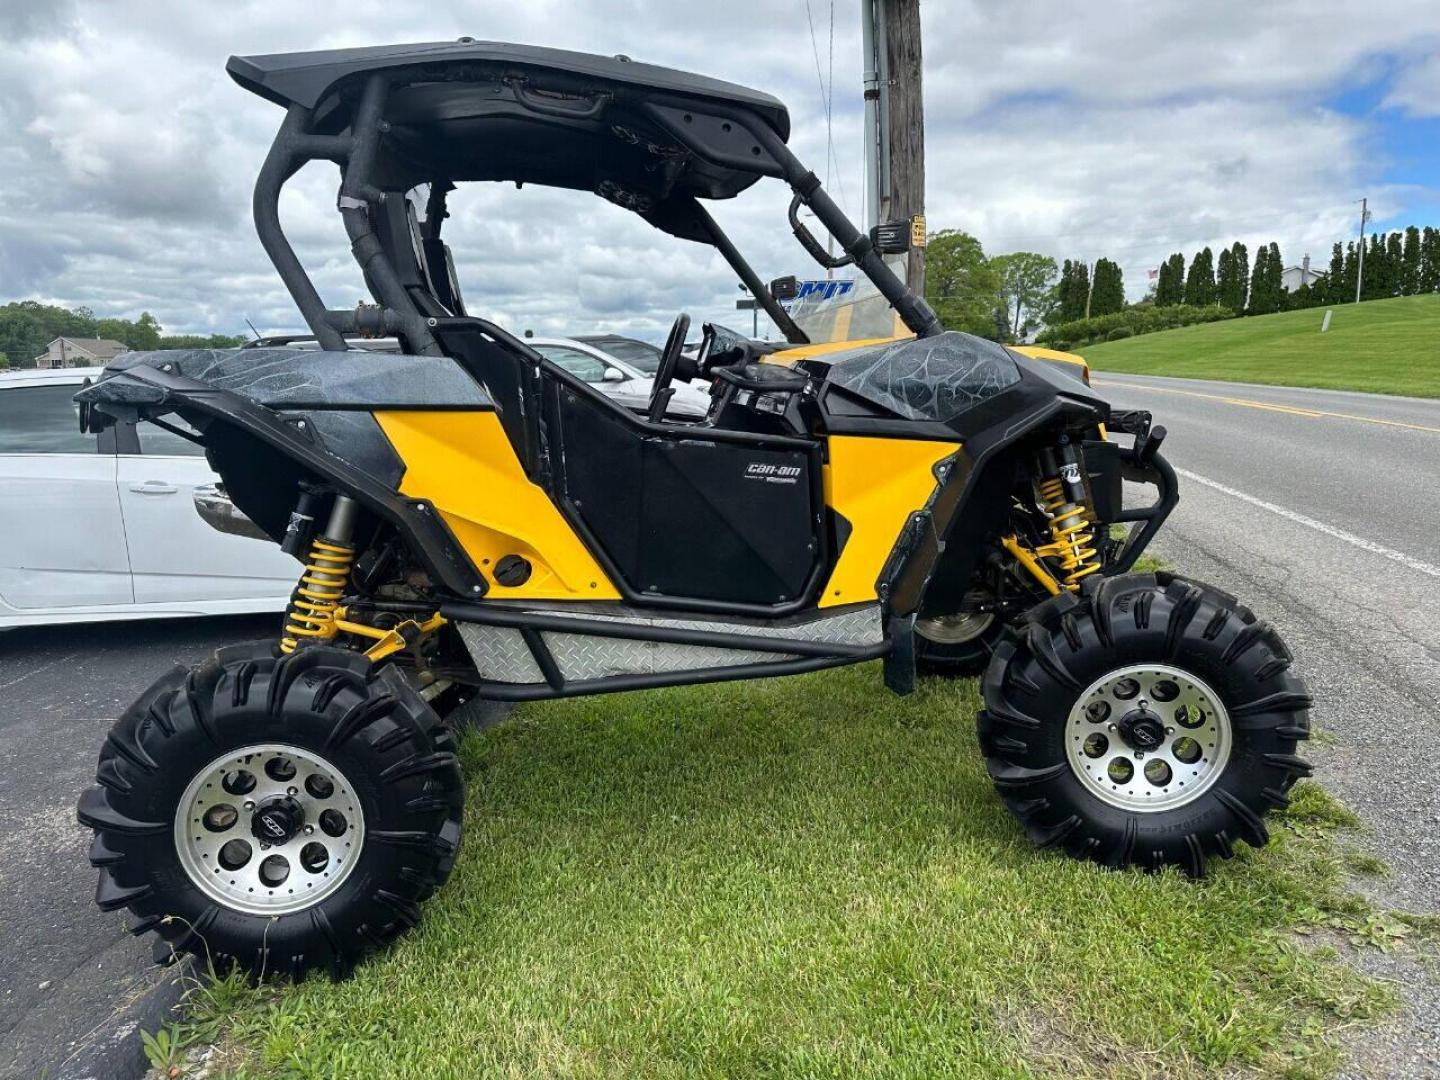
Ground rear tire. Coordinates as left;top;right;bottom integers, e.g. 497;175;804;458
77;644;464;980
978;573;1312;876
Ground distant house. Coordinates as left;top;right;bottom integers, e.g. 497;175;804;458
1280;255;1326;294
33;337;130;369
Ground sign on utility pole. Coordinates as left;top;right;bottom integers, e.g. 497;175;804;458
862;0;926;297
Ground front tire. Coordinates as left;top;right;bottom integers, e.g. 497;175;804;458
978;573;1312;876
77;644;464;980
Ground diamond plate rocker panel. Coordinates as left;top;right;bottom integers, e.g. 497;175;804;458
457;605;881;683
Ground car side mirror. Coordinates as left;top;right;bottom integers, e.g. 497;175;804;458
602;366;626;383
769;275;799;301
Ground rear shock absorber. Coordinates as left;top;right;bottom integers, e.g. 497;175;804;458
1036;438;1101;591
280;495;359;654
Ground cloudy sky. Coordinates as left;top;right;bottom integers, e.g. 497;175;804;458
2;0;1438;342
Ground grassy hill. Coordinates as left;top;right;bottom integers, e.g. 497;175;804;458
1078;293;1440;398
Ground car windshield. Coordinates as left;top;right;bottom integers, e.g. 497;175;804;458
824;333;1021;422
579;337;661;374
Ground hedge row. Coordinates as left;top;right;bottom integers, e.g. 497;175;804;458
1038;303;1237;350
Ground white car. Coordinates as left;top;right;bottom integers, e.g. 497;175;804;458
526;336;711;418
0;367;296;628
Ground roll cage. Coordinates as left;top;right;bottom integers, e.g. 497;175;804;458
229;40;942;357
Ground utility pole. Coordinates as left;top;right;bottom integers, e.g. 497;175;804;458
862;0;926;296
1355;197;1369;304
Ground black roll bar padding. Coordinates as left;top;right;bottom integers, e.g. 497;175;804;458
787;194;854;271
743;121;944;338
253;105;350;352
335;75;442;356
693;201;809;344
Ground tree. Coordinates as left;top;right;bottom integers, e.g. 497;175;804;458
1155;252;1185;306
924;229;1002;337
1183;247;1216;306
1381;231;1403;298
1056;260;1091;322
1215;248;1234;311
991;251;1059;339
1088;258;1125;316
0;351;9;370
1325;242;1346;304
1222;242;1249;312
1248;243;1285;315
1420;227;1440;294
1401;226;1422;295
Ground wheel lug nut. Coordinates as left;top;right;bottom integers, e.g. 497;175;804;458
243;800;256;811
287;787;298;797
305;824;315;835
1108;723;1116;731
1166;726;1174;735
1134;751;1144;759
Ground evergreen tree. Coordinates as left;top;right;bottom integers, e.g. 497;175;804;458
1153;258;1173;306
1056;259;1075;323
1227;242;1249;312
1183;247;1216;306
1382;231;1404;297
1215;247;1234;311
1402;226;1422;295
1247;246;1268;314
1089;258;1125;315
1266;242;1284;312
1060;261;1091;321
1247;243;1285;315
1325;242;1345;304
1362;233;1387;300
1420;227;1440;294
1341;241;1359;302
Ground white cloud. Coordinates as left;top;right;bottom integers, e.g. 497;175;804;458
0;0;1437;335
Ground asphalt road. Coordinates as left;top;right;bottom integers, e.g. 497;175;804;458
1095;372;1440;1079
0;614;278;1080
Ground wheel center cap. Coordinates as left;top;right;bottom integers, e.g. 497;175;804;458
251;795;304;845
1118;709;1166;752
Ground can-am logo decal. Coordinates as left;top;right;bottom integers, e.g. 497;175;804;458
745;462;802;485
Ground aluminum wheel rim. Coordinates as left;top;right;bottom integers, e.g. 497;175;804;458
1065;664;1231;812
174;743;365;916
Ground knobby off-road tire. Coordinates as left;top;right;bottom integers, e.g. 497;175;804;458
76;644;464;980
978;572;1312;877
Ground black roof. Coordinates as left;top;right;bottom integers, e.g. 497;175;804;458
226;41;793;235
227;40;789;138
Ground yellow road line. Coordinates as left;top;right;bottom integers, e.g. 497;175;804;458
1094;379;1440;435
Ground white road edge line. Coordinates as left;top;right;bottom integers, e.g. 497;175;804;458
1175;468;1440;581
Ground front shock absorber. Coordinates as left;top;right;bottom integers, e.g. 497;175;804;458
1036;439;1101;591
280;495;359;654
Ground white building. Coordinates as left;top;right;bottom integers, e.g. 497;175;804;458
33;337;130;369
1280;254;1326;294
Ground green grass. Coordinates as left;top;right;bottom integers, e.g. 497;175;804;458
199;667;1395;1079
1079;294;1440;397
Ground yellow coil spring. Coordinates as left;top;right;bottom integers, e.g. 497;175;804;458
1037;477;1101;591
279;538;356;654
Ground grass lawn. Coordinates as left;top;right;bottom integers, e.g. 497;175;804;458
1079;294;1440;398
194;666;1398;1079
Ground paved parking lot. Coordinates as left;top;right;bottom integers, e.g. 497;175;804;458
0;613;277;1079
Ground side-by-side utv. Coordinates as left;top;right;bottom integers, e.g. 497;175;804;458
76;41;1311;980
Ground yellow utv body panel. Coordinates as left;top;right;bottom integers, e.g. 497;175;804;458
376;411;620;600
820;436;956;607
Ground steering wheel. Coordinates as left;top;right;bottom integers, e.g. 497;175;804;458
646;313;691;422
